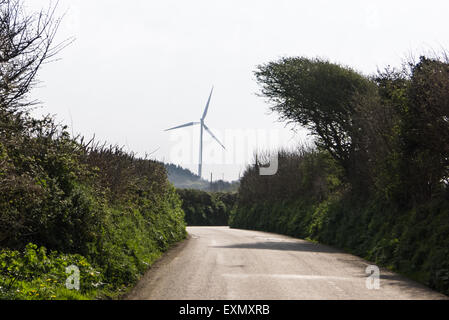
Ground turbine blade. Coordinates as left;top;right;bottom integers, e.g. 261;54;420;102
201;86;214;120
203;123;225;150
164;122;199;131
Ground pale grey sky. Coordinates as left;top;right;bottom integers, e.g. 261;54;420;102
27;0;449;181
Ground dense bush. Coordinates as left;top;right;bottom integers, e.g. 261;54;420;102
0;110;187;299
0;0;187;299
232;54;449;296
177;189;237;226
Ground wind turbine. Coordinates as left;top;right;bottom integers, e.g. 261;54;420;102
165;87;225;178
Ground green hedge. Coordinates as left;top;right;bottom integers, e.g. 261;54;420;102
177;189;237;226
0;111;187;300
231;195;449;295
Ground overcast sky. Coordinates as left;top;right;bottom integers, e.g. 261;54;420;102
27;0;449;181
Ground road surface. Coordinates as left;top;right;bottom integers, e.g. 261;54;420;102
127;227;447;300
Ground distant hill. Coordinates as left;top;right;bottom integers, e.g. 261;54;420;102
164;163;209;190
164;163;239;192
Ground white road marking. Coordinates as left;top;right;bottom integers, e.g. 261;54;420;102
254;237;291;242
221;273;355;281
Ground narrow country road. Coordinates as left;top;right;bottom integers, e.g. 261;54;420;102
127;227;447;300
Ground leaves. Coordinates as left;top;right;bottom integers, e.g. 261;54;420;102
0;243;102;299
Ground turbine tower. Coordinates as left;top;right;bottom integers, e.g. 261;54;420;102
165;87;225;178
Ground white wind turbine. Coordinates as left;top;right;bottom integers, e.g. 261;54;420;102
165;87;225;178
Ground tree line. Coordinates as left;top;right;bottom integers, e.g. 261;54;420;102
177;189;236;226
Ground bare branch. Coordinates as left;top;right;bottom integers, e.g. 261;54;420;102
0;0;71;111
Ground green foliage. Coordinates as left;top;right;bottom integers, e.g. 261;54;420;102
0;107;186;300
177;189;236;226
0;118;187;299
0;0;186;300
233;53;449;296
0;243;101;300
0;110;186;299
232;192;449;295
255;57;373;176
238;147;343;207
400;57;449;201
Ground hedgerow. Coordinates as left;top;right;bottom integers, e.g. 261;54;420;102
231;54;449;296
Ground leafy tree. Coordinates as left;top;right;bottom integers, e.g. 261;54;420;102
402;56;449;201
255;57;373;180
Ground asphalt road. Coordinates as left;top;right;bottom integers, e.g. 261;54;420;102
127;227;447;300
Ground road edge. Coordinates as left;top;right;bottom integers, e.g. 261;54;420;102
123;234;192;300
